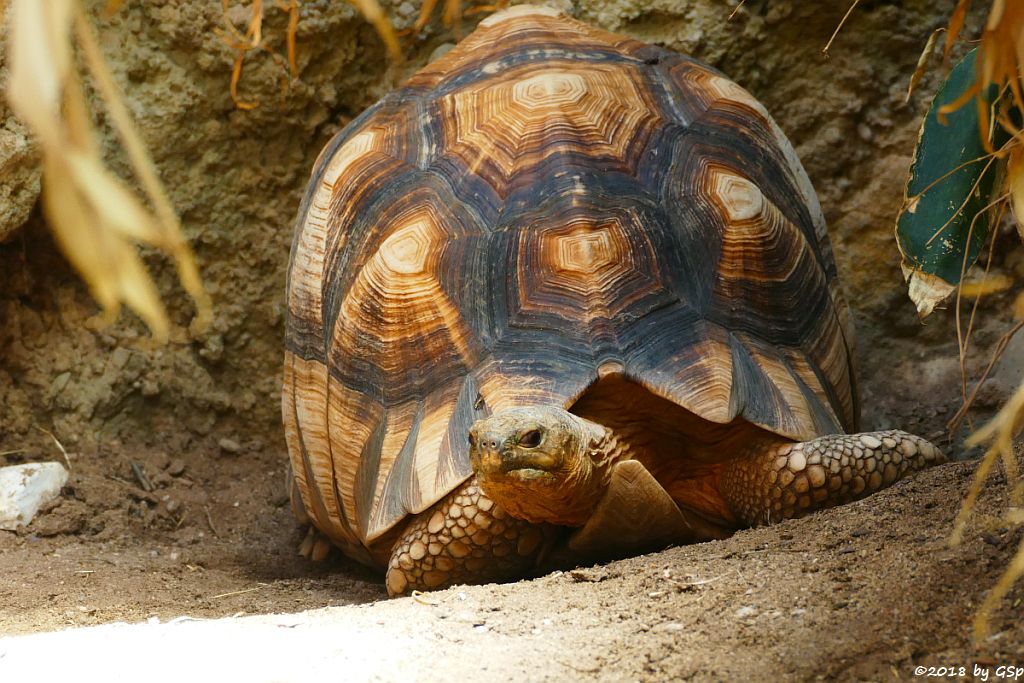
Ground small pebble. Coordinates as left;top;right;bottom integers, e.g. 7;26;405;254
982;533;1001;546
218;439;242;454
167;459;187;476
653;622;685;632
0;463;69;530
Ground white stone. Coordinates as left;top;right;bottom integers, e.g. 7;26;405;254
0;462;69;530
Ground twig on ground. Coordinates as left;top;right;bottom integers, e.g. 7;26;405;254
35;426;71;472
204;505;221;537
130;461;153;492
210;583;267;600
411;590;440;606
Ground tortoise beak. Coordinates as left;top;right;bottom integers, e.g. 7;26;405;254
472;431;508;475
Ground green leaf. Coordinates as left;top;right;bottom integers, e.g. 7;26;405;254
896;47;1008;317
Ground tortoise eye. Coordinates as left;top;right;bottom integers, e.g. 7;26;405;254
518;429;542;448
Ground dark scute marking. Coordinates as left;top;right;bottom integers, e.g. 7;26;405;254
620;300;703;364
283;312;328;363
728;334;792;434
498;162;649;224
483;345;597;407
423;43;639;96
355;416;388;540
287;364;343;538
708;247;834;348
687;109;822;267
284;97;393;363
783;355;843;436
319;155;418;338
321;172;490;406
623;304;733;418
371;403;425;540
423;157;504;228
789;345;850;433
435;374;487;494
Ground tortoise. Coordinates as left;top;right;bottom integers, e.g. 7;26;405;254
282;5;945;596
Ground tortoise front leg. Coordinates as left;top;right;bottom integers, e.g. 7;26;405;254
720;430;946;526
386;478;556;596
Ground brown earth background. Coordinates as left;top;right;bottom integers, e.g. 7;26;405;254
1;1;1022;680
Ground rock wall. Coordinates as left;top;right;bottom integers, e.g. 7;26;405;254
0;0;1002;457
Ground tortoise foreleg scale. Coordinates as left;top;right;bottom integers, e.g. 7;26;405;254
386;478;557;596
719;430;946;526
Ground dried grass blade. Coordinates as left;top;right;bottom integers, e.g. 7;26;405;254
73;4;212;333
347;0;400;59
822;0;861;58
973;537;1024;641
6;0;74;146
906;28;944;103
286;0;298;77
65;151;162;243
230;53;259;110
945;0;971;61
40;156;120;319
1009;144;1024;239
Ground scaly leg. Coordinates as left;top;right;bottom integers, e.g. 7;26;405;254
720;430;945;525
386;477;556;596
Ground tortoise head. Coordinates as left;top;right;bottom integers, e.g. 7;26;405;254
468;407;613;526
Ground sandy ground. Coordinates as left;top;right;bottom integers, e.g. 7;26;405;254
0;441;1021;681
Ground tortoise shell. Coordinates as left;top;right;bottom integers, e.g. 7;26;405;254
282;5;857;564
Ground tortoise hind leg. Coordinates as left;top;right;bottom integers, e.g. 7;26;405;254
720;430;946;526
288;468;335;561
297;526;335;561
385;478;557;596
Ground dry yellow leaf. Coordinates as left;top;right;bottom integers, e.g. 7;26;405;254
945;0;970;61
65;152;163;243
41;157;119;316
958;273;1014;298
6;0;74;145
5;0;210;343
1009;144;1024;241
1012;291;1024;320
348;0;401;59
906;28;945;103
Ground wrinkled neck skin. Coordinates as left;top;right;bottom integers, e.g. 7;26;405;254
477;414;633;527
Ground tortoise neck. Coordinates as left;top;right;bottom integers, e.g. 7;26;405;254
588;426;637;468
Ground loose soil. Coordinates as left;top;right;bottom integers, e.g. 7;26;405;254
1;439;1021;681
